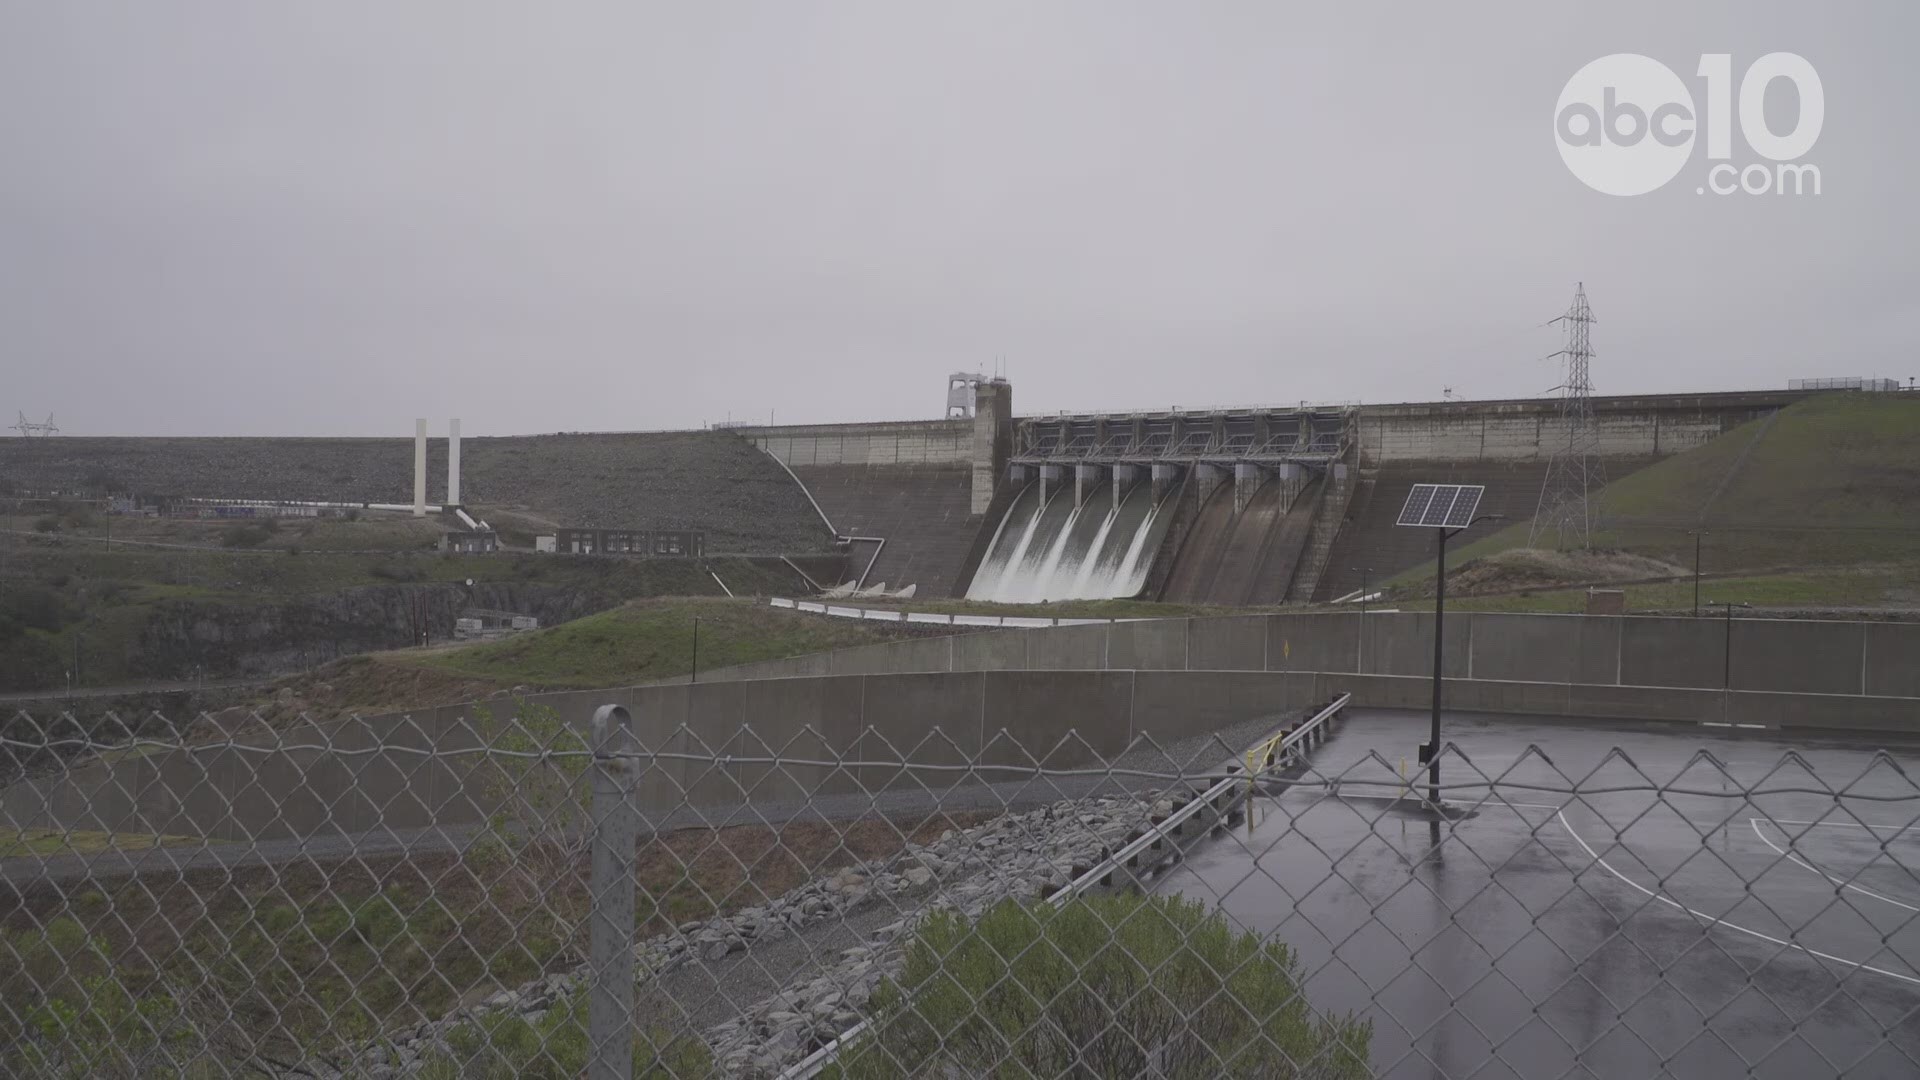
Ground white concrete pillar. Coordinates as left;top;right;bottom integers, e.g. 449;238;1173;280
1038;464;1065;506
448;418;462;507
414;418;428;517
1233;462;1268;514
1074;464;1103;508
1151;463;1183;504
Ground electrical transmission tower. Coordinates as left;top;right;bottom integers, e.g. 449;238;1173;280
1530;283;1604;549
11;412;59;437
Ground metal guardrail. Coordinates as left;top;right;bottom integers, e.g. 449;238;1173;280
768;596;1131;628
1243;692;1351;781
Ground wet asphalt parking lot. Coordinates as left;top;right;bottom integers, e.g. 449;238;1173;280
1156;707;1920;1079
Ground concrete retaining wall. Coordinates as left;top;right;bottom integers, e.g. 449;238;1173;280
4;670;1314;843
1866;624;1920;699
700;610;1910;703
15;610;1912;845
252;612;1906;749
20;654;1913;845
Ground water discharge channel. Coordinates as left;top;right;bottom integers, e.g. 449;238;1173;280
965;479;1179;602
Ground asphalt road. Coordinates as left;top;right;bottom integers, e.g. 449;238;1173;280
1156;708;1920;1080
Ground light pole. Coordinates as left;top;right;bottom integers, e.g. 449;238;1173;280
690;616;701;684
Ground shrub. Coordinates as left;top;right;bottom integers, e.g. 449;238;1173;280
469;701;592;899
220;524;271;548
0;918;198;1078
417;988;708;1079
44;501;101;530
832;893;1371;1079
1;584;69;633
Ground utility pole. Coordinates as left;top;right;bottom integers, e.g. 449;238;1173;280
1351;566;1372;673
1688;530;1706;617
1707;600;1751;688
1706;599;1751;724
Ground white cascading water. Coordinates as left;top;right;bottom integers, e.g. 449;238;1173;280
1105;495;1160;596
1064;504;1121;599
966;480;1173;602
1022;498;1086;603
986;486;1051;598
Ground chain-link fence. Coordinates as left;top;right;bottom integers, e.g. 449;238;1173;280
4;700;1920;1078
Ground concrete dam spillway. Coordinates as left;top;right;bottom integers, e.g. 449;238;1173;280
966;479;1178;602
1158;472;1325;606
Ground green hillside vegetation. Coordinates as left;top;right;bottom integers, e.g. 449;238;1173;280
400;596;912;689
1397;392;1920;583
0;537;816;691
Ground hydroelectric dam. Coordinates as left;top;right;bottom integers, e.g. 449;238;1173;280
736;382;1807;604
2;381;1811;609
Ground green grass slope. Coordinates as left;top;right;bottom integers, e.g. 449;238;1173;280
1402;392;1920;579
401;596;910;689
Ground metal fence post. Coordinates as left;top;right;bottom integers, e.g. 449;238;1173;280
588;703;638;1080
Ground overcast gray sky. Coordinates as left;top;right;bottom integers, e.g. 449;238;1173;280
2;2;1913;435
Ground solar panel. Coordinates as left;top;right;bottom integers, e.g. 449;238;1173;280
1396;483;1486;529
1440;486;1483;528
1396;484;1439;527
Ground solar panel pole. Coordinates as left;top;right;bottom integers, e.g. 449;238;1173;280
1426;512;1502;813
1428;528;1448;809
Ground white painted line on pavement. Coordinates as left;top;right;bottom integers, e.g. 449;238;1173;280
1748;818;1920;913
1556;810;1920;988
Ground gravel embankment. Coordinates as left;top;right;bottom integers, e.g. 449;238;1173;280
287;710;1307;1078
